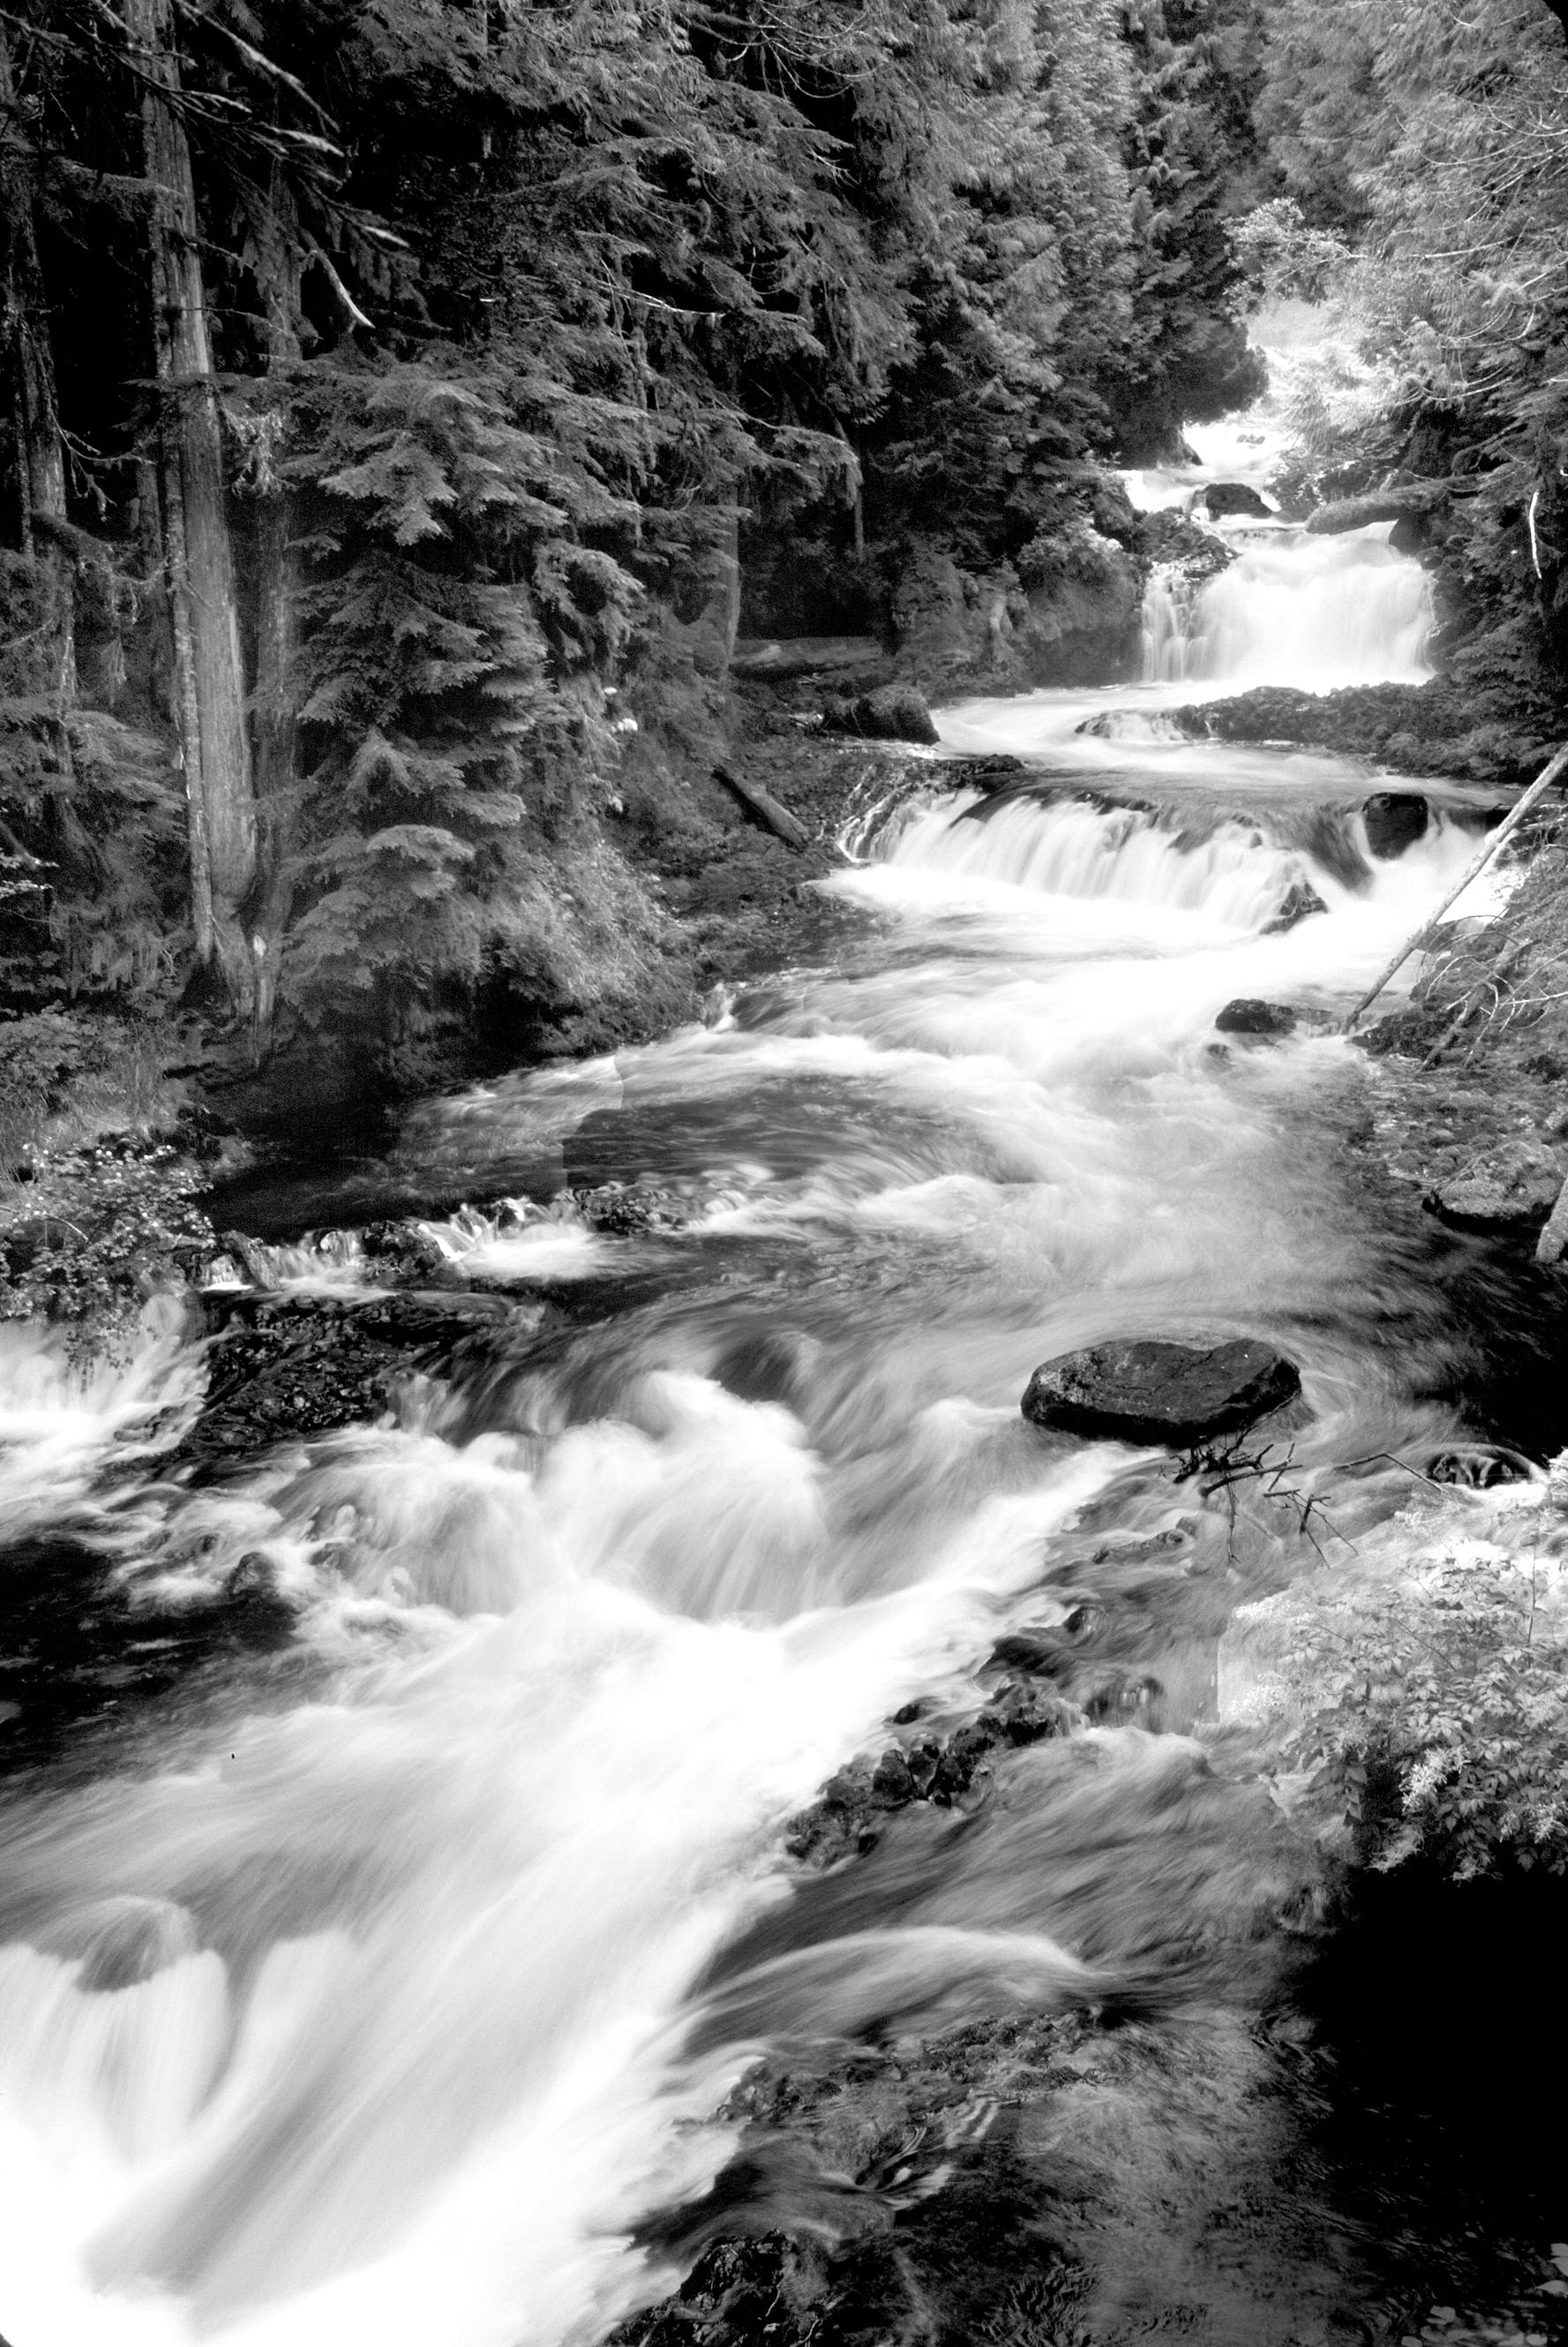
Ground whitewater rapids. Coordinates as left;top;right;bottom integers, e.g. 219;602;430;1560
0;459;1519;2344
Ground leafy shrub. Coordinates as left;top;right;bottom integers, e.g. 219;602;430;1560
1263;1546;1568;1880
0;1135;213;1361
0;1009;176;1169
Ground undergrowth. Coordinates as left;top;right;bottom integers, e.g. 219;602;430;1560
0;1010;213;1359
1414;840;1568;1071
1256;1540;1568;1881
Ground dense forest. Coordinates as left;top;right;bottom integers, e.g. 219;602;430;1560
1;0;1566;1122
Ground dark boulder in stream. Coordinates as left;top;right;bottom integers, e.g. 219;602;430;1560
1263;878;1328;933
1362;790;1429;859
1215;997;1296;1036
1195;479;1272;519
1022;1337;1300;1448
821;681;941;746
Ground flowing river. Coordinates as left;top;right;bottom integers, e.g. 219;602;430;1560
0;448;1553;2343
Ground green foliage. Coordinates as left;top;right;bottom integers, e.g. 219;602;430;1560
1251;0;1568;671
1272;1548;1568;1881
1229;197;1349;304
0;1009;170;1169
281;357;644;1023
2;0;1279;1057
0;1134;214;1360
0;1004;210;1357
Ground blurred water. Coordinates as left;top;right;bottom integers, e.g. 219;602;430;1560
0;515;1513;2343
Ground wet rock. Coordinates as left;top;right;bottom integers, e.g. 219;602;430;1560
784;1677;1078;1866
1425;1445;1534;1487
1022;1337;1301;1449
1167;681;1551;794
361;1219;452;1280
1215;998;1297;1037
1423;1143;1564;1227
1362;791;1429;859
178;1290;548;1475
1262;880;1328;934
1195;480;1272;519
571;1182;686;1236
948;753;1024;792
1138;508;1235;580
821;682;941;747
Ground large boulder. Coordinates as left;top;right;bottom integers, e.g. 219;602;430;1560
1194;481;1272;520
1362;792;1429;859
1215;998;1296;1037
1138;508;1235;581
821;682;941;746
1424;1145;1564;1227
1022;1337;1300;1449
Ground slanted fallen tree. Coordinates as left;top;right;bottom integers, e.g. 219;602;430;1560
1343;744;1568;1034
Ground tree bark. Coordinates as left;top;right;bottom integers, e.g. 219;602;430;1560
128;0;258;1009
712;760;809;849
245;166;304;1059
1;26;76;714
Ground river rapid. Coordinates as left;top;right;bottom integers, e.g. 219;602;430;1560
0;434;1557;2343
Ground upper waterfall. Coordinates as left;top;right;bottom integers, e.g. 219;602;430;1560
1126;409;1435;694
1142;526;1434;691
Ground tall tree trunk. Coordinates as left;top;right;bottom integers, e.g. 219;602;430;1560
128;0;257;1010
247;168;303;1061
0;26;76;715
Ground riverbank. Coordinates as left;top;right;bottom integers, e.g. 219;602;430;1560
608;1467;1568;2347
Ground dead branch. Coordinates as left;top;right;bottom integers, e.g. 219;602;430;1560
1344;743;1568;1034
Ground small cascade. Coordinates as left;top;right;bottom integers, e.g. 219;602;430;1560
1141;563;1203;683
1141;523;1434;690
887;791;1323;932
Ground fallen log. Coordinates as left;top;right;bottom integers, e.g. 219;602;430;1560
712;761;810;849
1342;744;1568;1035
1535;1177;1568;1265
1304;483;1453;535
731;635;886;681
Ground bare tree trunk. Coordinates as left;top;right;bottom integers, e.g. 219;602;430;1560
1342;745;1568;1034
249;489;295;1056
1;26;76;716
128;0;257;1010
716;502;741;660
245;167;303;1060
837;419;864;561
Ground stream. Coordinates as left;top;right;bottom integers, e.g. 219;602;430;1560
0;430;1563;2344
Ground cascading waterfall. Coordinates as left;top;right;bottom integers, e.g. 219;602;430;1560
887;791;1319;930
0;419;1532;2344
1141;524;1435;689
1141;562;1201;683
1127;407;1436;692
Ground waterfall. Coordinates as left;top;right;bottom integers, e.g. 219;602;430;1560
1141;564;1201;683
1140;523;1434;691
888;794;1315;931
884;787;1489;937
